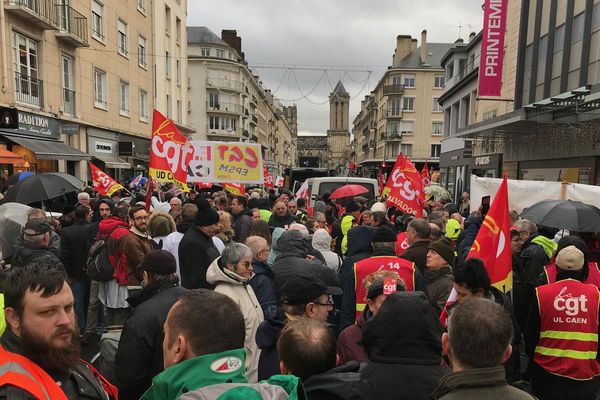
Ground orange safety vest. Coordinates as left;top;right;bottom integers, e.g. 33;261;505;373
534;279;600;380
0;345;68;400
354;255;415;320
544;262;600;287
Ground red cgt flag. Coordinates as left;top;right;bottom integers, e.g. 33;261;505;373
421;161;431;187
264;167;274;189
383;153;425;217
89;162;123;197
149;109;194;192
223;182;245;196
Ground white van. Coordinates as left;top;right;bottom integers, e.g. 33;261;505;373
306;177;379;207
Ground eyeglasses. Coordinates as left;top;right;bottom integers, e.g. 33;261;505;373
134;215;149;221
312;296;334;307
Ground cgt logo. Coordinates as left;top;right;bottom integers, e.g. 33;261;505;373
553;287;588;316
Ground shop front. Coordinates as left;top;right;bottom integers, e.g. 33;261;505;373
519;157;596;185
87;128;131;180
439;138;472;203
471;154;502;179
118;133;151;180
0;111;89;174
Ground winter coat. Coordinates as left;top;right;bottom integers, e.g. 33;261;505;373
339;225;374;331
115;281;187;400
336;312;369;364
98;216;131;285
312;229;342;272
178;226;220;289
249;259;278;321
267;228;286;267
12;242;64;271
59;219;91;282
120;228;152;286
256;318;285;381
340;214;356;256
268;213;297;230
400;239;429;274
457;213;482;265
233;209;254;243
361;291;449;400
424;266;454;318
302;361;371;400
430;366;535;400
179;375;304;400
207;258;264;382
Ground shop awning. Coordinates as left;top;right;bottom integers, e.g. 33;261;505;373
5;135;90;161
0;148;24;164
92;155;131;169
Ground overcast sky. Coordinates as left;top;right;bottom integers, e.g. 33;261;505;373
188;1;483;136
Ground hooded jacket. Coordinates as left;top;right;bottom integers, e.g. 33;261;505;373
424;266;454;318
336;311;370;364
179;226;220;289
361;291;449;400
267;228;286;267
12;241;65;271
340;214;356;256
98;216;130;285
302;361;370;400
339;226;374;331
207;258;264;383
249;259;278;321
312;229;341;272
233;208;254;243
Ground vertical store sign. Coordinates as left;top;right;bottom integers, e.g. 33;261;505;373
478;0;508;97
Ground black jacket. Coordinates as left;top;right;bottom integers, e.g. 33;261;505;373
12;243;64;271
400;239;429;274
178;226;220;289
268;213;298;230
303;361;371;400
361;291;449;400
232;209;253;243
249;259;278;321
256;317;285;381
115;281;187;400
339;226;374;332
60;219;91;282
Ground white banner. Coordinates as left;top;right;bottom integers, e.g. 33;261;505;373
186;141;263;184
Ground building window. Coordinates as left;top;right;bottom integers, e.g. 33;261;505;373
201;48;210;56
61;54;75;114
175;17;181;44
391;75;401;86
176;100;181;122
209;92;218;108
13;32;41;106
137;0;145;13
433;98;443;112
117;19;128;56
400;120;414;134
209;116;219;129
91;0;104;41
93;68;107;109
434;75;445;88
401;144;413;156
139;89;148;121
165;5;171;36
403;74;415;87
432;122;443;135
388;121;400;136
389;97;401;115
165;51;170;79
403;97;415;111
138;35;147;68
216;48;225;58
431;144;441;158
166;94;172;118
119;80;129;116
483;110;497;120
176;59;181;85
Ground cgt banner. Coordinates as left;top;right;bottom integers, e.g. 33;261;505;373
187;141;263;184
383;153;425;217
478;0;508;97
89;162;123;196
149;110;194;192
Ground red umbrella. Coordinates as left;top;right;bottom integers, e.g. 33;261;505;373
328;184;369;200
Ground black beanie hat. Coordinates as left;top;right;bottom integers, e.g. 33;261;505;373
346;200;360;213
140;250;176;275
194;198;220;227
372;226;397;243
428;238;455;266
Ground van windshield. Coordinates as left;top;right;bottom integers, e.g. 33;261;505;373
319;182;375;201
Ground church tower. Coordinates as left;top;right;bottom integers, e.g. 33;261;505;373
327;81;351;173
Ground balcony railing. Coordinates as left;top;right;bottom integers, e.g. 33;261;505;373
242;129;249;137
381;131;401;140
250;134;258;142
206;77;243;92
385;109;403;119
55;4;88;47
444;58;480;92
383;84;405;96
251;115;259;124
206;101;243;114
62;88;75;114
5;0;59;30
14;71;43;106
207;127;242;136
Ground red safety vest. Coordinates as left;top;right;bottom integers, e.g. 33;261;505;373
534;279;600;380
0;345;68;400
544;262;600;287
354;255;415;320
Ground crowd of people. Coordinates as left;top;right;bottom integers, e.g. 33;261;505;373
0;183;599;400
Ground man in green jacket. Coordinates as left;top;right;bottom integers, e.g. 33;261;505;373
141;289;302;400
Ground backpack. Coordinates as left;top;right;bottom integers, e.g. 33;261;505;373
85;225;122;281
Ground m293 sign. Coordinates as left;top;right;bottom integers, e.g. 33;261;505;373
186;141;263;184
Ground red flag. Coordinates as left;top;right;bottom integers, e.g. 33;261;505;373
264;167;274;189
144;176;154;211
383;153;425;217
88;162;124;196
421;162;431;187
377;170;386;195
439;175;511;327
223;182;245;196
196;182;213;190
149;109;194;192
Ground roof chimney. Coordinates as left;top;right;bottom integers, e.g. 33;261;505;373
420;30;428;64
393;35;415;66
469;31;477;42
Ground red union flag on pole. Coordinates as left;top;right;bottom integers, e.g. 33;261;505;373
264;167;274;189
383;153;425;218
421;161;431;187
223;182;245;196
149;109;194;192
478;0;508;97
88;162;123;196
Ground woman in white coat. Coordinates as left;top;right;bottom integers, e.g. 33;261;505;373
206;243;264;382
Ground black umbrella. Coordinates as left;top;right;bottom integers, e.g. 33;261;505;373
2;172;84;205
520;200;600;232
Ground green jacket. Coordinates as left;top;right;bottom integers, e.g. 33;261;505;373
530;235;557;259
178;375;303;400
140;349;248;400
340;215;355;255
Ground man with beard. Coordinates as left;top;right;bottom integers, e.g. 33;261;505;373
0;263;117;399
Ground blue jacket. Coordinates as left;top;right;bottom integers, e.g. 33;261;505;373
249;259;278;321
457;213;483;265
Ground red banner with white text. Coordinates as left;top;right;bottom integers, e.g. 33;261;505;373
223;182;246;196
478;0;508;97
264;167;274;189
149;110;194;192
89;162;124;197
383;153;425;217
